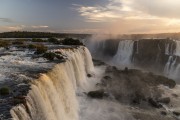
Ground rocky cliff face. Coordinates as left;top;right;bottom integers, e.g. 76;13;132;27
86;38;180;80
132;39;177;72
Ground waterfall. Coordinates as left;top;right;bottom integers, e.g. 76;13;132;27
10;47;94;120
113;40;134;66
174;41;180;56
165;43;170;55
164;56;173;75
136;41;139;54
164;41;180;80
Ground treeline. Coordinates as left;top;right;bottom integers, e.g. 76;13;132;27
0;31;91;38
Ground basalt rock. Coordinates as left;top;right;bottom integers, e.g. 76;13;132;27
157;97;170;104
87;74;92;77
87;89;107;99
148;98;162;108
161;111;167;116
173;111;180;116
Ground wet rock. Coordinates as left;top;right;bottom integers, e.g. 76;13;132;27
132;93;145;104
161;111;167;116
148;98;162;108
173;111;180;116
158;97;170;104
103;76;111;80
155;76;176;88
92;59;106;66
124;67;129;73
172;94;178;98
87;74;92;77
87;89;105;99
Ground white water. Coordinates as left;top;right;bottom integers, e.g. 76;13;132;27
164;41;180;80
113;40;134;67
10;47;94;120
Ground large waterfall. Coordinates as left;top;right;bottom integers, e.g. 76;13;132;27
112;40;134;66
85;37;180;81
10;47;94;120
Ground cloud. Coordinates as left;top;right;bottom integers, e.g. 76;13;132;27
73;2;123;22
73;0;158;22
31;25;49;29
0;25;49;32
0;18;13;23
130;0;180;19
74;0;180;22
61;28;102;34
73;0;180;33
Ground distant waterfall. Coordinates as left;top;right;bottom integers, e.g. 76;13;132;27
113;40;134;66
164;41;180;80
10;47;94;120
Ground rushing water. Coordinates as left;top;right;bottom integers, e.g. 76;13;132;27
85;38;180;81
10;47;94;120
164;41;180;80
112;40;134;67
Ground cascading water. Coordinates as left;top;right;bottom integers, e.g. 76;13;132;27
112;40;134;67
10;47;94;120
165;43;170;55
164;41;180;80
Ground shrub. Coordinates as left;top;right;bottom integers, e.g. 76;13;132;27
43;52;56;60
35;44;48;54
0;40;10;48
28;44;37;49
0;87;10;96
12;41;24;45
62;38;83;45
48;38;60;44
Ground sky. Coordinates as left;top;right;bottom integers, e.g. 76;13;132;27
1;0;180;34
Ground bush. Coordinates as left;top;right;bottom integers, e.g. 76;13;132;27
43;52;64;60
0;87;10;96
43;52;56;60
62;38;83;45
35;44;48;54
28;44;37;49
12;41;24;45
48;38;60;44
0;40;10;48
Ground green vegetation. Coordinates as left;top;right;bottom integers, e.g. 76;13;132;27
43;52;64;61
0;31;90;39
28;44;37;49
27;44;48;54
0;40;10;48
0;87;10;96
12;40;24;45
48;38;60;44
32;38;47;42
62;38;83;45
43;52;57;60
35;44;48;54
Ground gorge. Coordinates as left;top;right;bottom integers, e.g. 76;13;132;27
0;37;179;120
